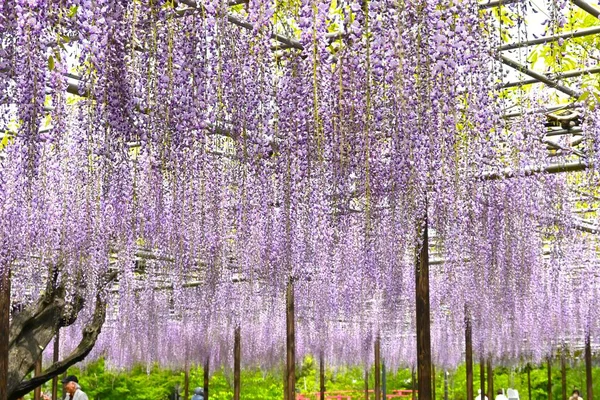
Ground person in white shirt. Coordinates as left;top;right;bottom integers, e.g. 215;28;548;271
570;389;583;400
476;389;489;400
495;389;509;400
61;375;89;400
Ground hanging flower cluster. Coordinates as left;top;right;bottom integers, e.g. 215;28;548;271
2;0;599;372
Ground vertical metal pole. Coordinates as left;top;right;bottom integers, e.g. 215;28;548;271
487;358;493;400
284;364;288;400
444;371;449;400
432;363;436;400
480;356;486;400
52;329;60;400
416;217;432;400
412;367;417;400
561;352;567;400
0;266;10;400
320;352;325;400
34;358;42;400
382;360;387;400
586;333;593;400
527;365;532;400
204;358;210;400
184;367;189;400
375;338;381;400
234;326;241;400
465;311;473;400
548;357;553;400
365;369;369;400
286;281;296;400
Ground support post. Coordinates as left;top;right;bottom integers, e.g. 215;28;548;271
433;363;436;400
561;352;567;400
184;367;189;400
382;360;387;400
548;357;553;400
286;280;296;400
416;216;432;400
204;358;210;400
527;365;532;400
52;330;60;400
234;326;241;400
412;367;417;400
465;311;473;400
365;369;369;400
480;356;485;400
444;371;449;400
0;266;10;400
375;337;381;400
34;358;42;400
320;352;325;400
586;333;593;400
487;358;493;400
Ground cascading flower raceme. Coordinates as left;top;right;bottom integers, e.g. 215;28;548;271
2;0;598;375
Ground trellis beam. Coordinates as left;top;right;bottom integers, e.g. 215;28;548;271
498;55;580;98
573;0;600;18
478;0;522;9
499;26;600;51
500;66;600;89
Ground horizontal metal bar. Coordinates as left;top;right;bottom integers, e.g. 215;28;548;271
572;0;600;18
478;0;522;9
500;66;600;89
499;26;600;51
498;55;581;98
482;161;588;181
502;103;579;119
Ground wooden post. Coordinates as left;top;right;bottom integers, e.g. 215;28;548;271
480;356;485;400
320;352;325;400
234;326;241;400
204;358;210;400
365;369;369;400
375;337;381;400
527;365;532;400
416;217;432;400
286;281;296;400
444;371;449;400
548;357;553;400
382;360;387;400
586;333;593;400
465;311;474;400
52;329;60;400
487;358;493;400
561;352;567;400
412;367;417;400
184;367;190;400
0;266;10;400
432;363;436;400
34;358;42;400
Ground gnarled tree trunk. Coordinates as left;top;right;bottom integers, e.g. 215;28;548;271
6;270;116;400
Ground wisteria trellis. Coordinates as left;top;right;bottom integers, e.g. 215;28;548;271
1;0;600;381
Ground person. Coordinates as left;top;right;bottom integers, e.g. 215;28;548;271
191;387;205;400
570;389;583;400
62;375;88;400
495;389;509;400
476;389;489;400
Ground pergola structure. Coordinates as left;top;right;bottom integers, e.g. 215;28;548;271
1;0;600;400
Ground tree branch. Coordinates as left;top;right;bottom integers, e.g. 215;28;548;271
9;293;107;400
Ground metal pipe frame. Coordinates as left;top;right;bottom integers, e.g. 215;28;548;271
498;55;581;98
500;66;600;89
499;26;600;51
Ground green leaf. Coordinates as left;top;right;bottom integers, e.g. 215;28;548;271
578;91;590;102
48;55;55;71
67;5;78;18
